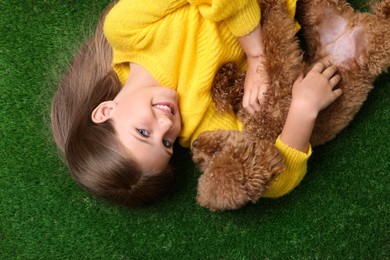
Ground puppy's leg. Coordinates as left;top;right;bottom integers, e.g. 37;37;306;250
296;0;354;63
297;0;390;145
298;0;390;74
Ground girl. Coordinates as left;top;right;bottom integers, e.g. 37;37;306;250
51;0;341;206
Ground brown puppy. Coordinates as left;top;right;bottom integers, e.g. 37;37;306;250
192;0;390;211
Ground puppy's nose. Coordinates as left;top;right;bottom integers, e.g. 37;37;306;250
192;139;199;147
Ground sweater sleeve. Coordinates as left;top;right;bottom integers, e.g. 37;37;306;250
104;0;188;29
188;0;260;36
106;0;260;36
262;135;312;198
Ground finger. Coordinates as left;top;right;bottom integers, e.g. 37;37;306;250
243;91;255;114
311;62;325;73
322;65;338;79
323;59;332;67
329;74;341;87
250;92;261;112
257;91;265;106
257;81;269;105
246;81;262;112
333;88;343;98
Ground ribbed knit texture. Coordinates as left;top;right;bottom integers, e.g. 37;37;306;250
104;0;305;196
263;135;312;198
104;0;296;148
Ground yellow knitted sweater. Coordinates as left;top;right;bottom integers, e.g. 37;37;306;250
104;0;309;197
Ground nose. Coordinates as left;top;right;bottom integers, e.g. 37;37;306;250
157;116;174;132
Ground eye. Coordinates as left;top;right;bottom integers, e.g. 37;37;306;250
136;129;150;137
162;139;172;148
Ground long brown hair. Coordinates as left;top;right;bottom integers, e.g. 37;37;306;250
50;3;174;207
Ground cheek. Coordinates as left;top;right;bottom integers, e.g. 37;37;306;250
175;115;182;133
125;101;153;120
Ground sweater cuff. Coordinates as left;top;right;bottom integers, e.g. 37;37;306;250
262;135;312;198
224;0;260;36
275;135;312;161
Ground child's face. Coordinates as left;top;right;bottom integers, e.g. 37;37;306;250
108;85;181;173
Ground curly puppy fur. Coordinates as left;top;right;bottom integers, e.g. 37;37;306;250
194;131;285;210
192;0;390;211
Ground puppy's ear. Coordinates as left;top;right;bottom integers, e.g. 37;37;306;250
196;151;249;211
244;141;285;203
196;133;253;211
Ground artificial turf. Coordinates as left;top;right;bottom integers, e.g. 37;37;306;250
1;0;389;258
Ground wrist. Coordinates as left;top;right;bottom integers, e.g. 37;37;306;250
245;46;265;60
280;101;318;152
289;100;319;122
237;25;265;59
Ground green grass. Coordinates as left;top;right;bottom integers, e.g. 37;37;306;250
1;0;389;258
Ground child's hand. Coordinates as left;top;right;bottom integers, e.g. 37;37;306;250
242;55;270;114
237;24;268;115
280;62;342;152
291;62;342;116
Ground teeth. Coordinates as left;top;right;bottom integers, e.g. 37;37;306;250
154;104;172;113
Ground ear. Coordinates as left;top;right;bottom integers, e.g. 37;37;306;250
91;101;116;123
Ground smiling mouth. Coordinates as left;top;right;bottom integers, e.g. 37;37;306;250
153;103;174;115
